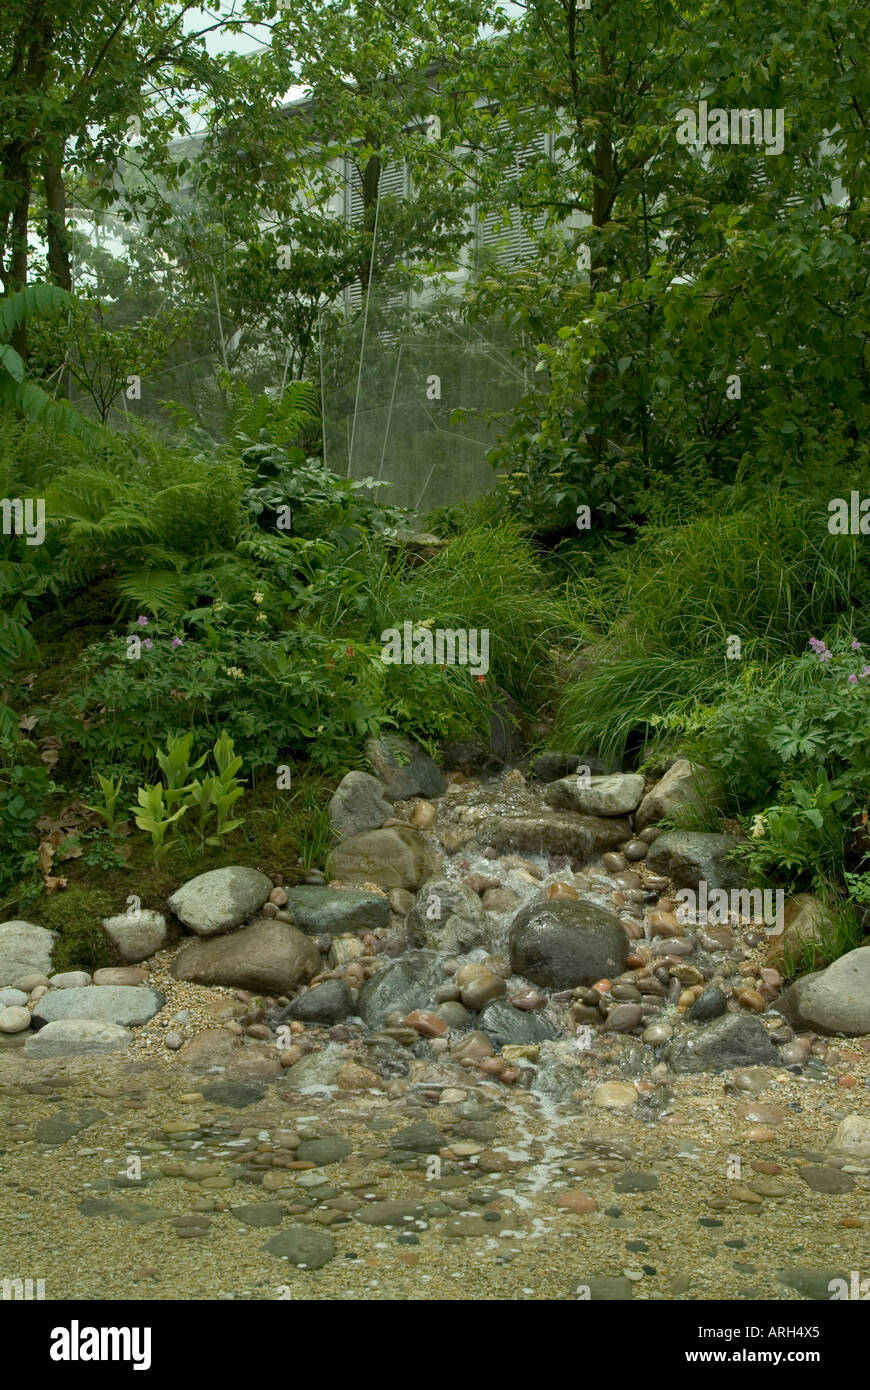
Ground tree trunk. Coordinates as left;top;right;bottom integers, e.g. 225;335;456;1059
44;146;72;291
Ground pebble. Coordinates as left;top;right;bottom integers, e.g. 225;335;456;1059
592;1081;637;1109
555;1191;598;1214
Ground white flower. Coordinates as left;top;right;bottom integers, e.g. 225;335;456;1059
253;591;264;605
750;814;768;840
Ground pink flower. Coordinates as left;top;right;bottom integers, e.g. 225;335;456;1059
136;615;149;627
848;673;858;684
142;638;153;650
863;666;870;678
172;637;184;649
853;640;862;651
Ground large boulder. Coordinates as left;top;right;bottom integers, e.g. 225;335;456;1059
0;920;56;985
170;919;319;994
168;867;273;938
508;896;627;990
32;985;164;1028
101;909;167;963
543;773;644;817
366;734;446;801
776;947;870;1036
645;830;744;890
406;878;488;952
665;1012;779;1073
357;950;445;1028
487;813;632;859
332;827;439;890
635;759;711;832
24;1019;132;1058
281;886;389;935
328;772;392;839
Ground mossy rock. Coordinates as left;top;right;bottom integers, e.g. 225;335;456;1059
35;885;120;973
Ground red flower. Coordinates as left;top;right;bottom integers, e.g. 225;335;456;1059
477;674;485;684
346;646;354;656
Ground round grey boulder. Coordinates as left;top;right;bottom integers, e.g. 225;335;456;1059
508;896;627;990
168;867;273;937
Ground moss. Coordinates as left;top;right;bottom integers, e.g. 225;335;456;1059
35;884;119;973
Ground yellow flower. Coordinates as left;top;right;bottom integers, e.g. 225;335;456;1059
253;591;264;604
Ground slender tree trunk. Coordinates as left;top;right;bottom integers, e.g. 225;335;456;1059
44;146;72;291
358;150;381;295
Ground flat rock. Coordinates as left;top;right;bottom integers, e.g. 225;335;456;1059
543;773;644;817
479;998;558;1047
171;919;319;994
282;886;389;934
263;1226;335;1268
509;895;627;989
576;1275;635;1300
366;734;446;801
295;1138;352;1166
777;947;870;1035
24;1019;132;1057
92;967;149;986
50;970;91;988
201;1081;265;1108
168;867;273;938
101;910;167;963
665;1013;778;1073
798;1165;856;1194
488;813;632;859
592;1082;638;1109
356;1199;427;1226
0;921;56;985
329;771;393;838
177;1029;239;1070
231;1203;287;1228
645;831;744;890
32;985;164;1028
332;827;439;890
777;1268;849;1300
613;1170;659;1193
